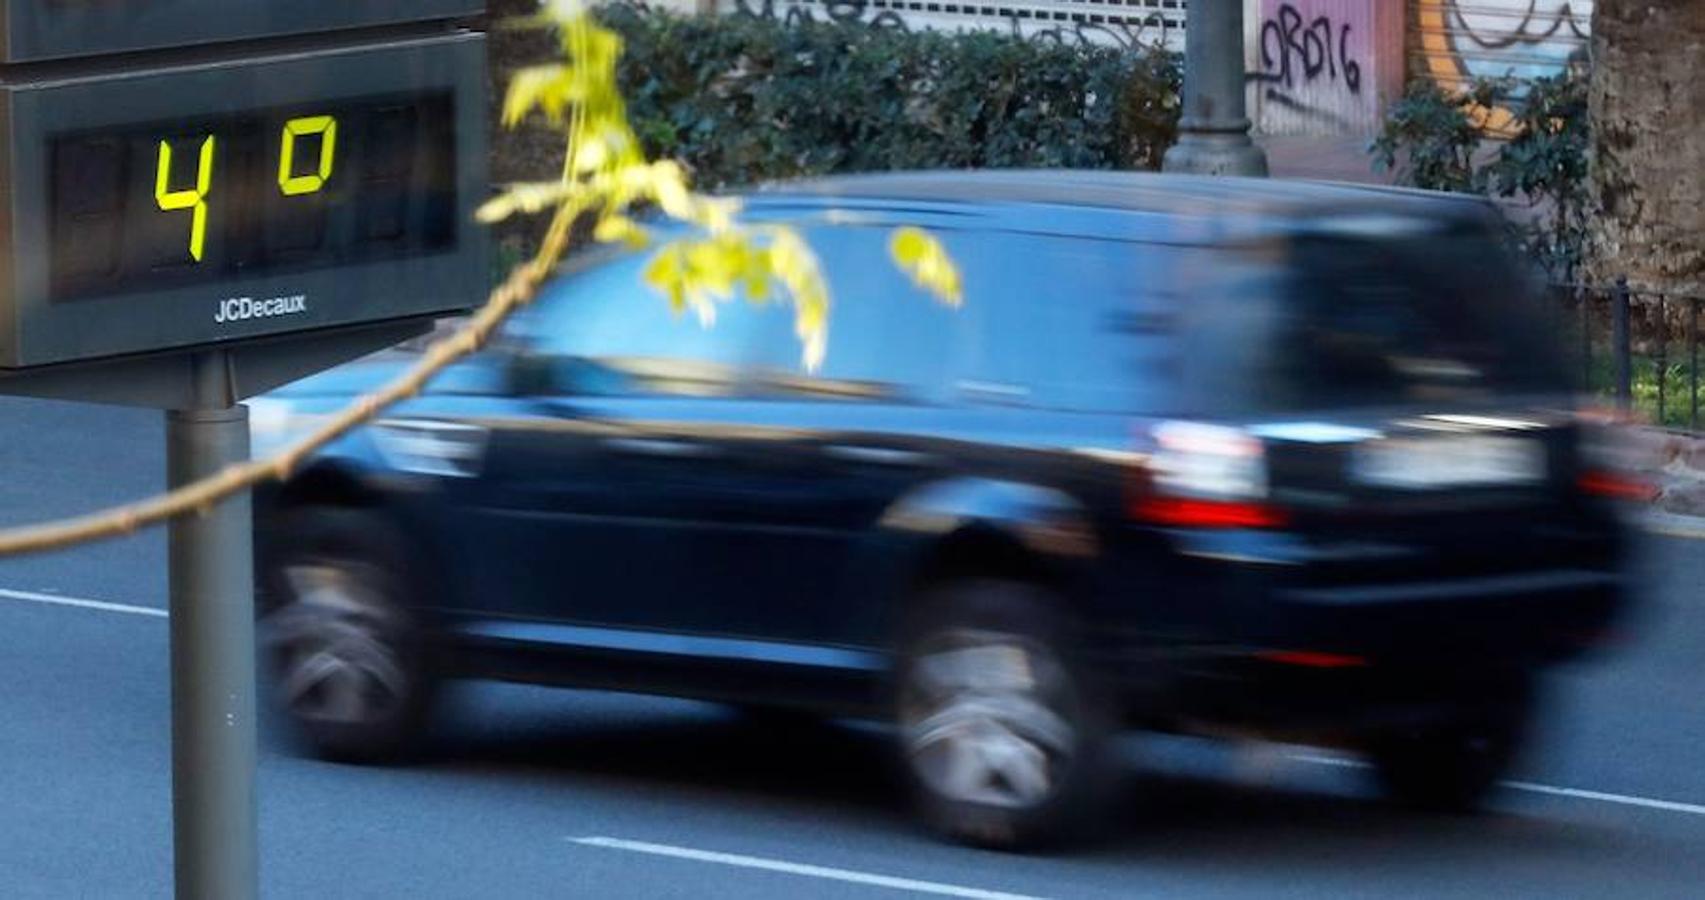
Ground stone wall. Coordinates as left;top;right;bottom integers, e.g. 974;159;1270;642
1588;1;1705;297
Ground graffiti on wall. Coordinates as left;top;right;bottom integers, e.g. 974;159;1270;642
1249;2;1368;128
733;0;908;32
1423;1;1590;83
1248;1;1377;133
1418;1;1592;130
730;0;1186;52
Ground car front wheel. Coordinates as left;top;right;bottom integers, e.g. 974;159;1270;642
896;579;1109;850
259;508;436;763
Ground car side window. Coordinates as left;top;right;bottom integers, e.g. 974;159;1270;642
512;247;793;398
510;222;973;402
747;223;969;404
958;233;1178;414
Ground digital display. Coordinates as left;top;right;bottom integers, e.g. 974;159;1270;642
0;32;487;369
50;93;457;301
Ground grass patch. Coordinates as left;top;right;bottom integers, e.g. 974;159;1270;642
1582;347;1705;430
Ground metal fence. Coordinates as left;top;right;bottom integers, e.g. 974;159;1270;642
1559;278;1704;433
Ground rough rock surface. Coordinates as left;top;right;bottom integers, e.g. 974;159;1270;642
1588;2;1705;297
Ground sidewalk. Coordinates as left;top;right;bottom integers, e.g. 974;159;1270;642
1635;428;1705;520
1258;135;1396;185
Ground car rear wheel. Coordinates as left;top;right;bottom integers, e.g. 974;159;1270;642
1367;676;1535;812
896;579;1109;850
259;508;436;763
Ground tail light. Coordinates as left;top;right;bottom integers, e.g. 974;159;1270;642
1129;421;1287;528
1576;469;1657;501
1574;409;1658;502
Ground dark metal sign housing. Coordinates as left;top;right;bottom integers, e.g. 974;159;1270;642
0;32;487;369
0;0;483;63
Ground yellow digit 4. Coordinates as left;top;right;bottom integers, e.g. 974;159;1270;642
278;115;337;196
155;135;215;262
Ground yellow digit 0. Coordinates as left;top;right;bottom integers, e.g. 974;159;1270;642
278;115;337;196
155;135;215;262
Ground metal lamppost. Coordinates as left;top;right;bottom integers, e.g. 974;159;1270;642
1162;0;1269;176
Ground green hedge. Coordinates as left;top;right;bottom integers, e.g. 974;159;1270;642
603;4;1181;190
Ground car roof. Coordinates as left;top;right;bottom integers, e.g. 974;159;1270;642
745;169;1494;241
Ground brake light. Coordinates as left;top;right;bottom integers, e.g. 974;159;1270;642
1131;496;1287;529
1256;650;1369;668
1577;469;1658;502
1574;409;1657;502
1128;421;1287;529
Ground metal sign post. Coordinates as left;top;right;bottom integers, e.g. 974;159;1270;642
165;351;256;900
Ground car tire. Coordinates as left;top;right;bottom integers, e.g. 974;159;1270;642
1367;675;1535;813
259;507;437;763
896;579;1110;850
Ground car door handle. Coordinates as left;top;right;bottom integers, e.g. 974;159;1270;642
601;436;715;459
823;444;932;466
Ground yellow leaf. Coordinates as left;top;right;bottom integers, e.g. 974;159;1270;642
592;215;648;248
890;226;930;266
476;181;577;223
642;247;687;312
888;227;962;306
502;65;574;127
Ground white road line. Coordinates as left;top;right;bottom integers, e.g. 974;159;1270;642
1644;519;1705;541
1500;781;1705;817
0;587;166;619
1289;753;1705;818
568;836;1046;900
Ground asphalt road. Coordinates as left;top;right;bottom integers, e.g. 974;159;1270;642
2;394;1703;899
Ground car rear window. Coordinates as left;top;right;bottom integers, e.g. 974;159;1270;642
1198;225;1569;413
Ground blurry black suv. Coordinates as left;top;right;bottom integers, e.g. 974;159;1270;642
252;171;1633;848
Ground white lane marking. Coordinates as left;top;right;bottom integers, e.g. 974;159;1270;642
1644;519;1705;541
1290;753;1705;817
1500;781;1705;817
568;836;1046;900
0;587;166;619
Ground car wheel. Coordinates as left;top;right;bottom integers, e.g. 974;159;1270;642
1367;676;1535;813
259;508;436;763
896;579;1109;850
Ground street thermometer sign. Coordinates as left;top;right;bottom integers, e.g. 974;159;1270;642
0;0;487;368
0;7;490;899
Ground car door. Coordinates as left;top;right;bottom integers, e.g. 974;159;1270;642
452;248;791;634
678;219;977;648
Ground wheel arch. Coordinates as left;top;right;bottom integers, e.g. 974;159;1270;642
269;460;385;512
258;461;453;613
879;477;1102;624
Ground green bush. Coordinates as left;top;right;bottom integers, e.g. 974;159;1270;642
1370;68;1591;280
1368;79;1485;194
602;3;1180;190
